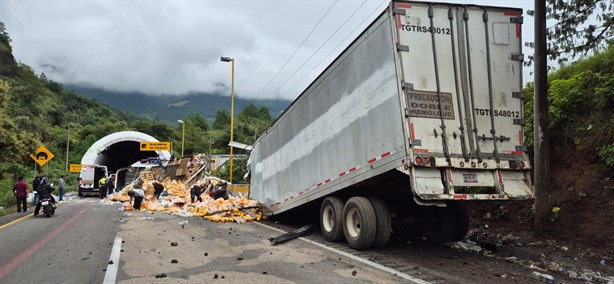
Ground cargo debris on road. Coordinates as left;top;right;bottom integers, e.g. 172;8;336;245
107;170;262;223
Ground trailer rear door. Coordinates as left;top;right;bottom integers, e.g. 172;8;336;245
393;1;531;200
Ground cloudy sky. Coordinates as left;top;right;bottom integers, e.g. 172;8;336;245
0;0;534;100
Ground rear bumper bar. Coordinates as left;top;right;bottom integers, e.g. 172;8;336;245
417;193;532;200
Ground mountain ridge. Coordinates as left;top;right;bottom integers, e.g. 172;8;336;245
66;84;291;123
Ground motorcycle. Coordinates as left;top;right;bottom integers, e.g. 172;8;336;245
36;183;56;218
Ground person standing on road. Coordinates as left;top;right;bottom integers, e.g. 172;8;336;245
127;188;145;210
99;176;107;199
107;175;115;195
58;175;65;201
13;176;29;213
32;176;41;193
36;175;48;203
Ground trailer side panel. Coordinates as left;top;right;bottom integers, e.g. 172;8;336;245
250;12;405;214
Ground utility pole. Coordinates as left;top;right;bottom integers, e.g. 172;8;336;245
65;124;70;172
208;136;213;174
534;0;550;234
209;136;212;159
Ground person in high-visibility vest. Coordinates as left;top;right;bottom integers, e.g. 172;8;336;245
99;177;107;199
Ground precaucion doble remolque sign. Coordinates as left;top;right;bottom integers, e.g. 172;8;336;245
406;90;455;120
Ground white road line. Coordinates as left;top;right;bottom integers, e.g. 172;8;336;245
254;222;430;284
103;236;122;284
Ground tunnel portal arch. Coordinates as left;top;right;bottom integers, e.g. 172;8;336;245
81;131;171;174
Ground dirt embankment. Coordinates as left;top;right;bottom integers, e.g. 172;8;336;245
466;140;614;279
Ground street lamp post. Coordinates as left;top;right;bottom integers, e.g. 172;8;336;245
177;120;185;157
220;56;235;184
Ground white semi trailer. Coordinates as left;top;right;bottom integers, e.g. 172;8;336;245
248;1;532;249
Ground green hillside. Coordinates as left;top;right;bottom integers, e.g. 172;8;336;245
0;23;273;213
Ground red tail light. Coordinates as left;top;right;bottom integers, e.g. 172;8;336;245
415;156;423;165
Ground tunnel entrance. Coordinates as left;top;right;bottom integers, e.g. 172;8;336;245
81;131;171;188
94;141;158;173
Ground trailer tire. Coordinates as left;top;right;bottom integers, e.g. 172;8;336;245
320;197;345;242
369;197;391;248
343;197;376;250
421;205;456;244
449;202;469;242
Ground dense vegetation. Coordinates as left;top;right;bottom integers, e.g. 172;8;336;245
0;24;273;213
523;44;614;167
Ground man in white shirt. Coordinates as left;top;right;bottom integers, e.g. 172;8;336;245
127;188;145;210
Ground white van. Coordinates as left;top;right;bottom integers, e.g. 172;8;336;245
78;165;108;197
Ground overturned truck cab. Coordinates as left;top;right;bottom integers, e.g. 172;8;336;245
248;0;532;250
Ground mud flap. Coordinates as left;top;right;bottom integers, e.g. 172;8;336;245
413;168;445;195
499;171;532;198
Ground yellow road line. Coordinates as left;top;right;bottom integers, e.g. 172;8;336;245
0;214;33;230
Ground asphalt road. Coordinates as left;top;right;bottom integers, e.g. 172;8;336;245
0;194;585;284
0;196;122;283
0;195;407;283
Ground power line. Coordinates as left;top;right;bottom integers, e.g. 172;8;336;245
281;0;388;99
263;0;369;101
254;0;338;99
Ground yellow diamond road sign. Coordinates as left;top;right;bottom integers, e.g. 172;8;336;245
140;142;171;151
29;146;55;167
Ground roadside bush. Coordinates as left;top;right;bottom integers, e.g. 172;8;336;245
0;162;28;181
599;144;614;168
0;178;15;209
523;45;614;150
212;157;248;184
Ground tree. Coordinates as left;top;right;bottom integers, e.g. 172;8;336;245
527;0;614;66
179;113;210;155
0;21;19;77
212;109;230;131
213;156;248;185
184;112;209;132
133;121;177;142
0;22;10;43
236;104;272;144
